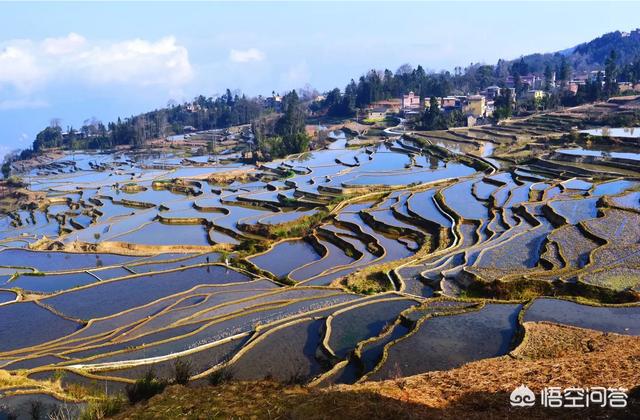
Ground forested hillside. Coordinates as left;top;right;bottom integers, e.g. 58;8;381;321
513;29;640;74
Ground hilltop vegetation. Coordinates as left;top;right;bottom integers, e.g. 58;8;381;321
514;29;640;74
31;90;266;154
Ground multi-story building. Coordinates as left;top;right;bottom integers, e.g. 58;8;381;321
483;85;502;100
441;96;460;110
526;90;546;100
370;99;401;113
566;82;581;95
463;95;486;118
367;107;388;120
402;91;421;110
506;74;540;89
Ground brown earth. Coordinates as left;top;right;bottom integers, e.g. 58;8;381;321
111;322;640;419
7;150;65;173
0;183;46;214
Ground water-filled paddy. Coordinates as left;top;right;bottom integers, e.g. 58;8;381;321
591;179;637;197
0;249;141;271
230;318;326;382
111;222;212;246
4;124;640;400
0;302;82;351
578;127;640;138
43;265;252;319
442;179;488;220
611;191;640;211
288;239;354;282
369;304;521;380
0;289;17;304
95;338;246;380
406;189;452;228
248;240;321;278
9;271;99;293
548;197;599;224
523;298;640;335
346;162;475;186
328;298;418;359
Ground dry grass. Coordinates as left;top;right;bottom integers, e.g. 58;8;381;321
111;322;640;419
342;270;391;294
0;369;72;399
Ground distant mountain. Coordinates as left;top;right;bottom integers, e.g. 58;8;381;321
510;29;640;74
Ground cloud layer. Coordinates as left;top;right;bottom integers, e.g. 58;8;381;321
229;48;265;63
0;33;193;107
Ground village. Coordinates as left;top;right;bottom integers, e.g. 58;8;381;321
358;70;640;127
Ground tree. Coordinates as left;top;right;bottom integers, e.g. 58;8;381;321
513;73;525;96
557;56;571;86
475;65;495;90
1;150;19;179
511;57;529;76
66;126;80;150
395;63;413;76
272;91;310;156
544;64;554;91
1;161;10;179
604;49;619;98
133;116;147;148
322;88;354;117
33;126;62;152
155;110;169;140
420;97;446;130
494;88;513;120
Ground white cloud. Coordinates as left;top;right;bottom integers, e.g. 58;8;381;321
42;33;86;55
0;98;48;111
229;48;265;63
0;33;193;93
0;44;45;91
77;36;193;86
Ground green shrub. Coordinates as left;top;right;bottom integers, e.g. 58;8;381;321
173;358;192;385
125;370;167;404
268;211;328;239
207;367;234;386
284;369;307;385
6;176;24;188
52;369;66;381
236;239;269;255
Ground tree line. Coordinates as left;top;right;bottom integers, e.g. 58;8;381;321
28;89;267;154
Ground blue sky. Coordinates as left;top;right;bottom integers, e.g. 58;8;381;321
1;1;639;157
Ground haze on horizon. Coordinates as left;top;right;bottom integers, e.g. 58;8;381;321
1;1;639;157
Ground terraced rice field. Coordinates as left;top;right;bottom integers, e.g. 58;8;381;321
1;118;640;408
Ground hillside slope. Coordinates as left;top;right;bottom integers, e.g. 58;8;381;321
514;28;640;73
